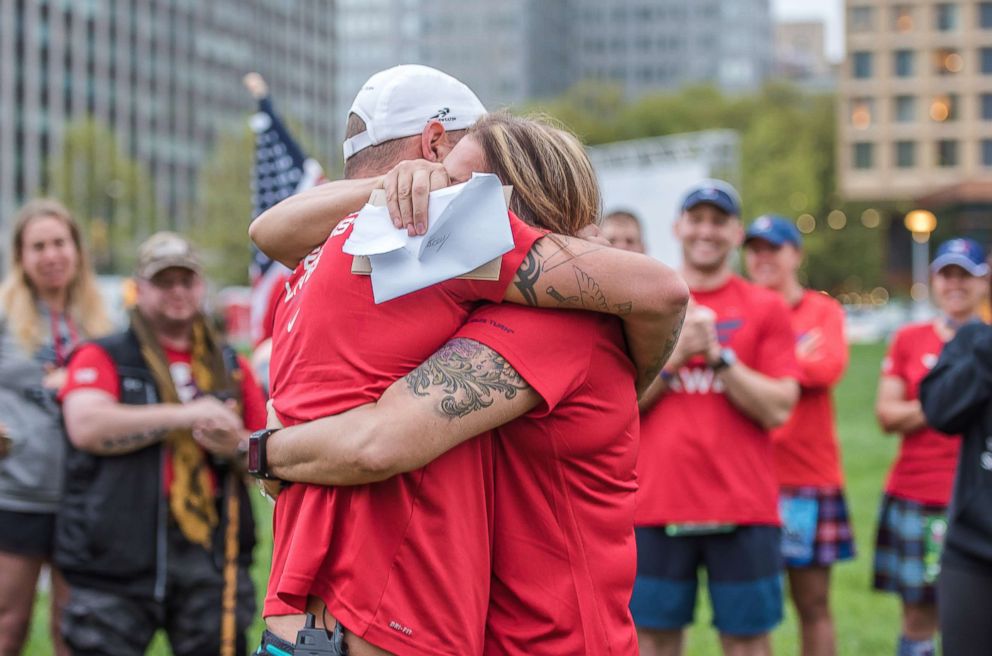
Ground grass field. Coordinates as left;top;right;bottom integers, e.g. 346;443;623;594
26;342;903;655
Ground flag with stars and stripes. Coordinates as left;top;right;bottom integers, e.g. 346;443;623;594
248;96;325;344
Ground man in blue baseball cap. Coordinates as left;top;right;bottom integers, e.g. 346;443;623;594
680;178;742;218
744;215;856;656
634;183;799;656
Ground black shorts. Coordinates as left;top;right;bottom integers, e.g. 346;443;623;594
0;508;56;557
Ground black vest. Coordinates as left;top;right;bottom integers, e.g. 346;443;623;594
54;328;256;599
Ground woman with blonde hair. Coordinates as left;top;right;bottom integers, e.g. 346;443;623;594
0;199;111;655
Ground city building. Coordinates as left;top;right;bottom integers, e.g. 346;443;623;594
571;0;774;96
0;0;336;241
839;0;992;203
775;20;836;90
335;0;774;120
334;0;572;118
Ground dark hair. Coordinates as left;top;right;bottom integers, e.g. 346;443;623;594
343;114;418;179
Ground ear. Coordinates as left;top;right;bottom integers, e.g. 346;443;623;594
731;218;745;247
420;120;448;162
673;215;684;240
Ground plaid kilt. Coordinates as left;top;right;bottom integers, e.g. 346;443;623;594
779;486;856;568
872;493;948;605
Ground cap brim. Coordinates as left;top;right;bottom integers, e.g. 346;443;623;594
139;258;202;280
744;233;785;246
930;254;990;276
684;199;737;215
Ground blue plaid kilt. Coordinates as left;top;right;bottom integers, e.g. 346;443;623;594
872;493;948;605
779;486;856;568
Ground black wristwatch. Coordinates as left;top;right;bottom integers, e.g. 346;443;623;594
710;347;738;372
247;428;280;480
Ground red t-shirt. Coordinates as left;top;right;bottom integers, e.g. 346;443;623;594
454;305;639;656
59;341;267;492
636;275;799;526
880;322;961;506
266;212;543;655
256;271;289;347
772;290;849;488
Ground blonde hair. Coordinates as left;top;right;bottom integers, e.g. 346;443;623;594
0;199;112;353
470;112;601;236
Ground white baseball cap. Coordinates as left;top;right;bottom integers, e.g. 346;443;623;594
342;64;487;160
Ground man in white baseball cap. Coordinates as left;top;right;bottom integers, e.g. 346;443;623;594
342;64;486;179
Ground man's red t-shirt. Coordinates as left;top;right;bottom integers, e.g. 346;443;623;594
256;271;290;347
880;322;961;506
772;290;849;488
266;212;543;655
454;304;639;656
636;275;799;526
59;341;267;492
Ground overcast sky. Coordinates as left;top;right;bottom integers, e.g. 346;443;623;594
772;0;844;62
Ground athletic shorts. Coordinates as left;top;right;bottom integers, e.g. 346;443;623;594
630;525;783;636
779;486;856;568
0;508;56;557
873;493;947;605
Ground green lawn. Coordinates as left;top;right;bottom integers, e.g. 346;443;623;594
26;343;900;654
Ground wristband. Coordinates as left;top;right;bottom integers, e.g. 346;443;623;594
711;347;737;372
659;369;676;384
247;428;280;480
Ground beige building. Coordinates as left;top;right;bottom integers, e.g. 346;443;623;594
839;0;992;201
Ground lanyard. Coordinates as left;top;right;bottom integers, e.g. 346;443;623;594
49;309;79;367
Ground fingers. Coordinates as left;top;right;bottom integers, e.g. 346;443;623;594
385;168;403;229
410;168;431;236
576;224;611;247
383;161;448;236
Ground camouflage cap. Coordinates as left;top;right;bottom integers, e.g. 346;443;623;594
135;232;202;279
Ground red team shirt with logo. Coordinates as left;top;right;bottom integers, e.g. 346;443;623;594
880;322;961;506
265;212;542;655
59;343;267;491
454;304;639;655
772;290;849;488
636;275;799;526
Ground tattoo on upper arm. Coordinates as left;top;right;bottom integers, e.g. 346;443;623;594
513;246;542;306
513;235;634;314
405;338;530;419
100;430;162;455
661;304;687;365
636;304;687;389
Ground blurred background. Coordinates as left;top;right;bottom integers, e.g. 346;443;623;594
4;0;987;343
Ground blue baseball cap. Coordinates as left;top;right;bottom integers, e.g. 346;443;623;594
930;238;990;276
680;179;742;217
744;215;803;248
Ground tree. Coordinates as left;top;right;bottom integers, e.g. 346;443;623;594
189;127;256;287
46;118;160;273
528;81;887;295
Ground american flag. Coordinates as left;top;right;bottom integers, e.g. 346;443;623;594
248;96;325;344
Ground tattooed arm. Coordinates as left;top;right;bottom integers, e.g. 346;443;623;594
265;339;541;485
63;390;243;455
503;234;689;394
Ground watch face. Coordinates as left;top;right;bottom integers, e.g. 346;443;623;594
247;439;260;472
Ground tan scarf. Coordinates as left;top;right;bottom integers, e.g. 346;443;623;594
129;309;238;549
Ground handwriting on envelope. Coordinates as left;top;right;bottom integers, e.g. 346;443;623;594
343;174;515;303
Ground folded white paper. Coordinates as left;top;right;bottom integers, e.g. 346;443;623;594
343;173;514;303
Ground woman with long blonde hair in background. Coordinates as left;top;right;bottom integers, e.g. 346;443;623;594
0;199;111;655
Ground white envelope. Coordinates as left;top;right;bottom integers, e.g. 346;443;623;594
344;173;515;303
